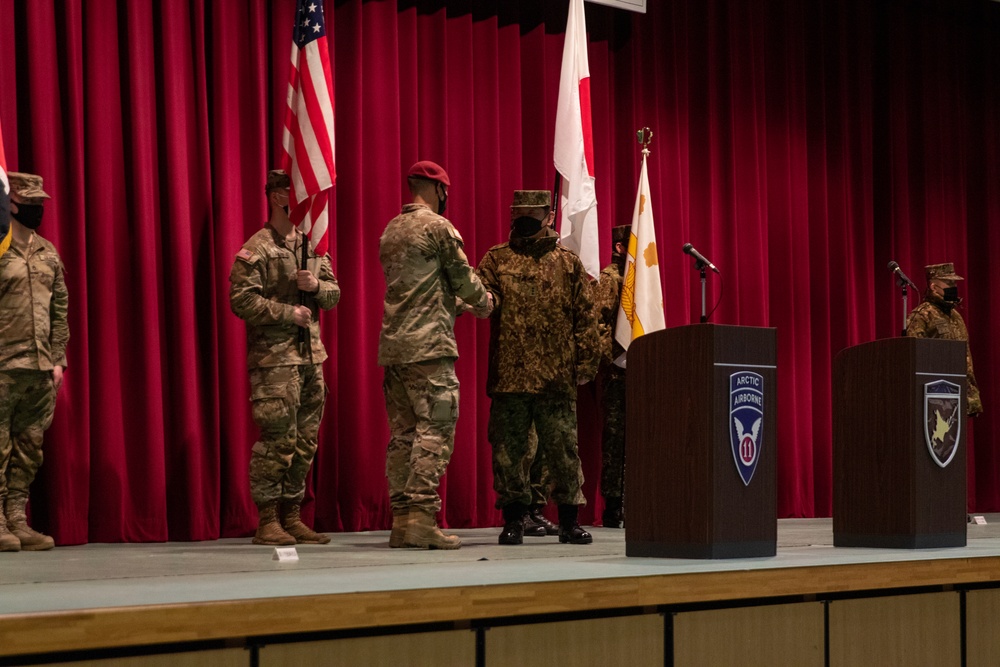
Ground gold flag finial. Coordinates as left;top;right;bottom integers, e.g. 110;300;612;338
636;127;653;156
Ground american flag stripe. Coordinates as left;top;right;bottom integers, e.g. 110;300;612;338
301;48;335;168
281;0;336;255
0;115;9;258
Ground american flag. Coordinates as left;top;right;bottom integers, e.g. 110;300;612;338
281;0;336;255
0;115;10;258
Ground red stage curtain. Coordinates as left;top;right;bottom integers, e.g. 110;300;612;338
1;0;998;543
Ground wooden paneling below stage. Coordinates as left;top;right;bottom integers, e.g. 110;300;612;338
4;522;1000;665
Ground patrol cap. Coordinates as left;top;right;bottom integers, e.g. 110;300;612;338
925;263;963;282
8;172;51;201
511;190;551;209
408;161;450;187
611;225;631;245
265;169;291;194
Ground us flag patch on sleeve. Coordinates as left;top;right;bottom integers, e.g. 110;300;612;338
236;248;256;263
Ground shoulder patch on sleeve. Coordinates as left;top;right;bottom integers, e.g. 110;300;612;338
445;224;465;244
236;248;258;264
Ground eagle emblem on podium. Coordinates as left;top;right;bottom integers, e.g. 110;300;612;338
729;371;764;486
923;379;961;468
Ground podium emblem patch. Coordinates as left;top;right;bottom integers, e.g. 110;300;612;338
924;379;961;468
730;371;764;486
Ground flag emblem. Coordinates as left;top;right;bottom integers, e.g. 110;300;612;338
729;371;764;486
553;0;599;278
281;0;336;256
612;148;664;367
924;379;961;468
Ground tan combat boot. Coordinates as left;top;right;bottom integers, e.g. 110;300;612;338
403;508;461;550
253;502;296;546
0;511;21;552
280;502;331;544
389;508;409;548
5;497;53;551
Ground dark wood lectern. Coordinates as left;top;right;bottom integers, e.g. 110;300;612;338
625;324;777;558
833;337;967;548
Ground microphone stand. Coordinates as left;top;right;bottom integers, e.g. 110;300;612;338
696;260;708;323
898;278;908;337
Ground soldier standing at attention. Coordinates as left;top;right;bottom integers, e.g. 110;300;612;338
378;161;492;550
0;172;68;551
906;263;983;417
478;190;601;546
592;225;631;528
230;169;341;546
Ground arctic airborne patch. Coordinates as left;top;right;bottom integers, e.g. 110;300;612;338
730;371;764;486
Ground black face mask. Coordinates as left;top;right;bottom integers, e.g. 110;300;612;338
436;184;448;216
512;216;544;237
942;286;960;303
612;251;627;273
12;203;44;230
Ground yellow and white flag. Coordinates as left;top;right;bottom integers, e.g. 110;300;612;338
613;151;665;367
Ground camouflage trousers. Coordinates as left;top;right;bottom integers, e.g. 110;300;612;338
248;364;326;506
527;425;553;506
600;367;626;500
383;358;459;514
489;393;586;509
0;370;56;505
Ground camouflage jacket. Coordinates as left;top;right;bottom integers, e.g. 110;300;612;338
477;229;600;397
905;293;982;415
378;203;491;366
592;263;625;369
0;233;69;371
229;225;340;370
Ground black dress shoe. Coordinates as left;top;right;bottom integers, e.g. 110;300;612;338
558;523;593;545
524;507;559;536
499;519;524;545
522;514;546;537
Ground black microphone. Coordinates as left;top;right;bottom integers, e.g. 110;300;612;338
887;261;917;288
682;243;720;274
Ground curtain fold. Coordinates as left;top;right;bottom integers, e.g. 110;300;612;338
2;0;998;542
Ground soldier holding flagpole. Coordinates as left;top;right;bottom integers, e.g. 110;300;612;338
229;0;340;546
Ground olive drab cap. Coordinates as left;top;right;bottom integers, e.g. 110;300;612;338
511;190;551;209
925;263;964;282
611;225;631;245
265;169;291;194
7;172;51;201
407;161;450;187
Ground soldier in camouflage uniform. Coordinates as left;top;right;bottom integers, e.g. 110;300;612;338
229;169;341;546
0;172;68;551
379;161;492;550
478;190;601;545
906;262;982;416
591;225;630;528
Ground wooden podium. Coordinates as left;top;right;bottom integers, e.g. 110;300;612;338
625;324;777;559
833;337;967;548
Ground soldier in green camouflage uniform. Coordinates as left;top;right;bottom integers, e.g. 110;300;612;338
229;170;341;546
591;225;630;528
0;172;67;552
478;190;601;546
379;161;492;550
905;262;982;416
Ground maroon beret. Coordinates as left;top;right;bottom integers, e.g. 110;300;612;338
407;160;450;187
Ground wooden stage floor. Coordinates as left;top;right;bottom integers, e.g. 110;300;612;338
3;517;1000;661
